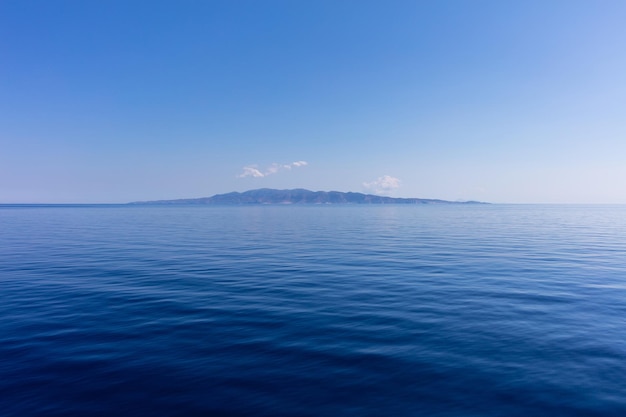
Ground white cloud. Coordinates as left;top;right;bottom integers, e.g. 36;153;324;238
266;163;281;175
363;175;401;195
238;166;265;178
237;161;309;178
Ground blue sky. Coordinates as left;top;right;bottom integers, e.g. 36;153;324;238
1;0;625;203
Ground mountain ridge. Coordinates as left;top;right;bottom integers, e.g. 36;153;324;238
130;188;486;205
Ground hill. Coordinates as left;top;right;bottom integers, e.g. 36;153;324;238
130;189;486;205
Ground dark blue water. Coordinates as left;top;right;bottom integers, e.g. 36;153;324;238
1;204;625;416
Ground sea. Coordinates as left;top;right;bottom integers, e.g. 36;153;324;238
1;204;625;416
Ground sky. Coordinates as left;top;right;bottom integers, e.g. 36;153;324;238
1;0;625;204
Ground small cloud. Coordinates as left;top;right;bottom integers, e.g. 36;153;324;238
363;175;401;195
238;166;265;178
266;163;282;175
237;161;308;178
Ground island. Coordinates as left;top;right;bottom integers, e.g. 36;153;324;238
130;189;486;205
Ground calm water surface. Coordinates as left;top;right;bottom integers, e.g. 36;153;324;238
1;204;625;416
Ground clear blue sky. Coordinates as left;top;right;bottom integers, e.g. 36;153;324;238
2;0;625;203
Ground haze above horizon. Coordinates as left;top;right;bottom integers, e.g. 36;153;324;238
2;1;625;204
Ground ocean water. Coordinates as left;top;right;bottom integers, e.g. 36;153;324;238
1;204;625;416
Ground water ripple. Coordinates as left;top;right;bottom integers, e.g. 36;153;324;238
1;204;626;416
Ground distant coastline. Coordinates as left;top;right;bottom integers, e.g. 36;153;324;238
129;188;487;205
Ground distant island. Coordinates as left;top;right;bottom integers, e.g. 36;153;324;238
130;189;486;205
